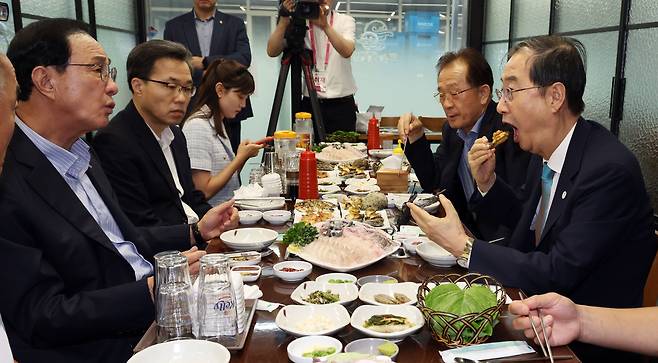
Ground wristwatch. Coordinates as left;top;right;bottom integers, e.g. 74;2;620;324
457;236;475;266
192;222;208;250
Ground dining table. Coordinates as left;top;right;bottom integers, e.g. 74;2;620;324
206;219;582;363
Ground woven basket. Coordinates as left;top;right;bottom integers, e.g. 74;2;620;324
416;273;506;348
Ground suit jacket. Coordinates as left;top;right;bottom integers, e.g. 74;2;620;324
92;101;212;227
0;128;191;363
164;9;253;125
405;101;530;240
470;119;656;308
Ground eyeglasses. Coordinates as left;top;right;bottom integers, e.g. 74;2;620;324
433;87;475;103
67;62;117;82
141;78;196;97
495;86;543;102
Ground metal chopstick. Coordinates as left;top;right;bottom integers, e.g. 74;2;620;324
539;308;555;363
518;290;548;358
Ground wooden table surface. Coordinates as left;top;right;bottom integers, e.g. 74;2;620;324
207;225;581;363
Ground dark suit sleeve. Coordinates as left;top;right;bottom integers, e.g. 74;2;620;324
163;21;173;41
471;175;526;232
469;162;646;295
138;224;192;252
405;125;449;192
206;20;251;67
92;132;168;226
0;235;154;348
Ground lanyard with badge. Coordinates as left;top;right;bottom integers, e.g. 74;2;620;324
309;11;334;93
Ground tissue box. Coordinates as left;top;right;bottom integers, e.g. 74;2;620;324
376;168;410;193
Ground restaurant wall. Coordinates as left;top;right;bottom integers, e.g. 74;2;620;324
482;0;658;219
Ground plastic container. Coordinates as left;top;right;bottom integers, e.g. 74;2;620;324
367;113;381;153
298;150;319;200
274;130;298;164
293;112;314;149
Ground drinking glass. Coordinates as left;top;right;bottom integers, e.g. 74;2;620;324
155;254;194;342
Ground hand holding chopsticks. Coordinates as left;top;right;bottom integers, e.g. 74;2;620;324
518;290;553;362
510;292;584;363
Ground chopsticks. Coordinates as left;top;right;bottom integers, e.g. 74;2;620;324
519;290;554;363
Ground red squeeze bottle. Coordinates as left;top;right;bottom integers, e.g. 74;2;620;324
367;113;381;153
298;150;319;200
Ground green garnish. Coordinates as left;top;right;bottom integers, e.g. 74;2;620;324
303;290;340;304
312;144;328;152
328;279;353;284
326;131;360;143
302;346;336;357
282;222;318;247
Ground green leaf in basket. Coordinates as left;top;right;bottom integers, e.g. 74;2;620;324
424;283;498;342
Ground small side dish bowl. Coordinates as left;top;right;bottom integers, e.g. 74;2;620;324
230;265;261;283
343;338;399;360
287;335;342;363
263;210;292;225
357;275;398;287
273;261;313;282
238;210;263;225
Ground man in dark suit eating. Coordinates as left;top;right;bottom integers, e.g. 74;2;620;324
409;35;656;362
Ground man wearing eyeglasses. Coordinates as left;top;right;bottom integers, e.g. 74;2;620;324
408;36;655;362
0;19;239;362
398;48;530;240
93;40;213;228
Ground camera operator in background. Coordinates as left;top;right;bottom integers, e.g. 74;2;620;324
267;0;358;134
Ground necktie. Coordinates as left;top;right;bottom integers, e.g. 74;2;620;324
534;162;555;245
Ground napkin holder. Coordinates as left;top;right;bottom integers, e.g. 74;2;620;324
376;167;409;193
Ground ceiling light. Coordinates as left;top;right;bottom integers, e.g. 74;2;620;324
336;1;341;10
239;6;246;12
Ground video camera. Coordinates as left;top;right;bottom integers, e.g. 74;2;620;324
279;0;321;20
0;2;9;22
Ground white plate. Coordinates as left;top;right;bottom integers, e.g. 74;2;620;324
369;149;394;159
235;197;286;211
319;185;342;194
350;305;425;341
318;177;341;186
315;272;357;285
220;228;278;251
358;282;420;306
345;178;377;186
345;184;381;195
275;304;350;336
262;210;291;225
291;226;401;273
225;251;262;266
273;261;313;282
287;335;342;363
128;340;230;363
316;152;366;164
291;281;359;305
416;241;457;267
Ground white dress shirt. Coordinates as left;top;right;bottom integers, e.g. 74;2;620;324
0;315;12;363
147;125;200;224
301;11;358;99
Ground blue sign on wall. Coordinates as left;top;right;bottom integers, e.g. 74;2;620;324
405;11;440;34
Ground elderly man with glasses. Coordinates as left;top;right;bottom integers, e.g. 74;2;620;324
0;19;238;362
398;47;530;241
92;40;213;228
408;36;656;362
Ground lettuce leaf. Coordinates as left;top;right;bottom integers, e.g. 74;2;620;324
424;283;498;342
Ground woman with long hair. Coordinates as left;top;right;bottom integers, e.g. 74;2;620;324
182;58;263;205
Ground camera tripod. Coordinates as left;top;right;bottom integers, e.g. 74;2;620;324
266;17;327;141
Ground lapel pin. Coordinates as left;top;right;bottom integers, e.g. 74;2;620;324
219;20;223;24
561;191;567;199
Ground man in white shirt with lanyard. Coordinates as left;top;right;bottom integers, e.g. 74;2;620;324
267;0;358;133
